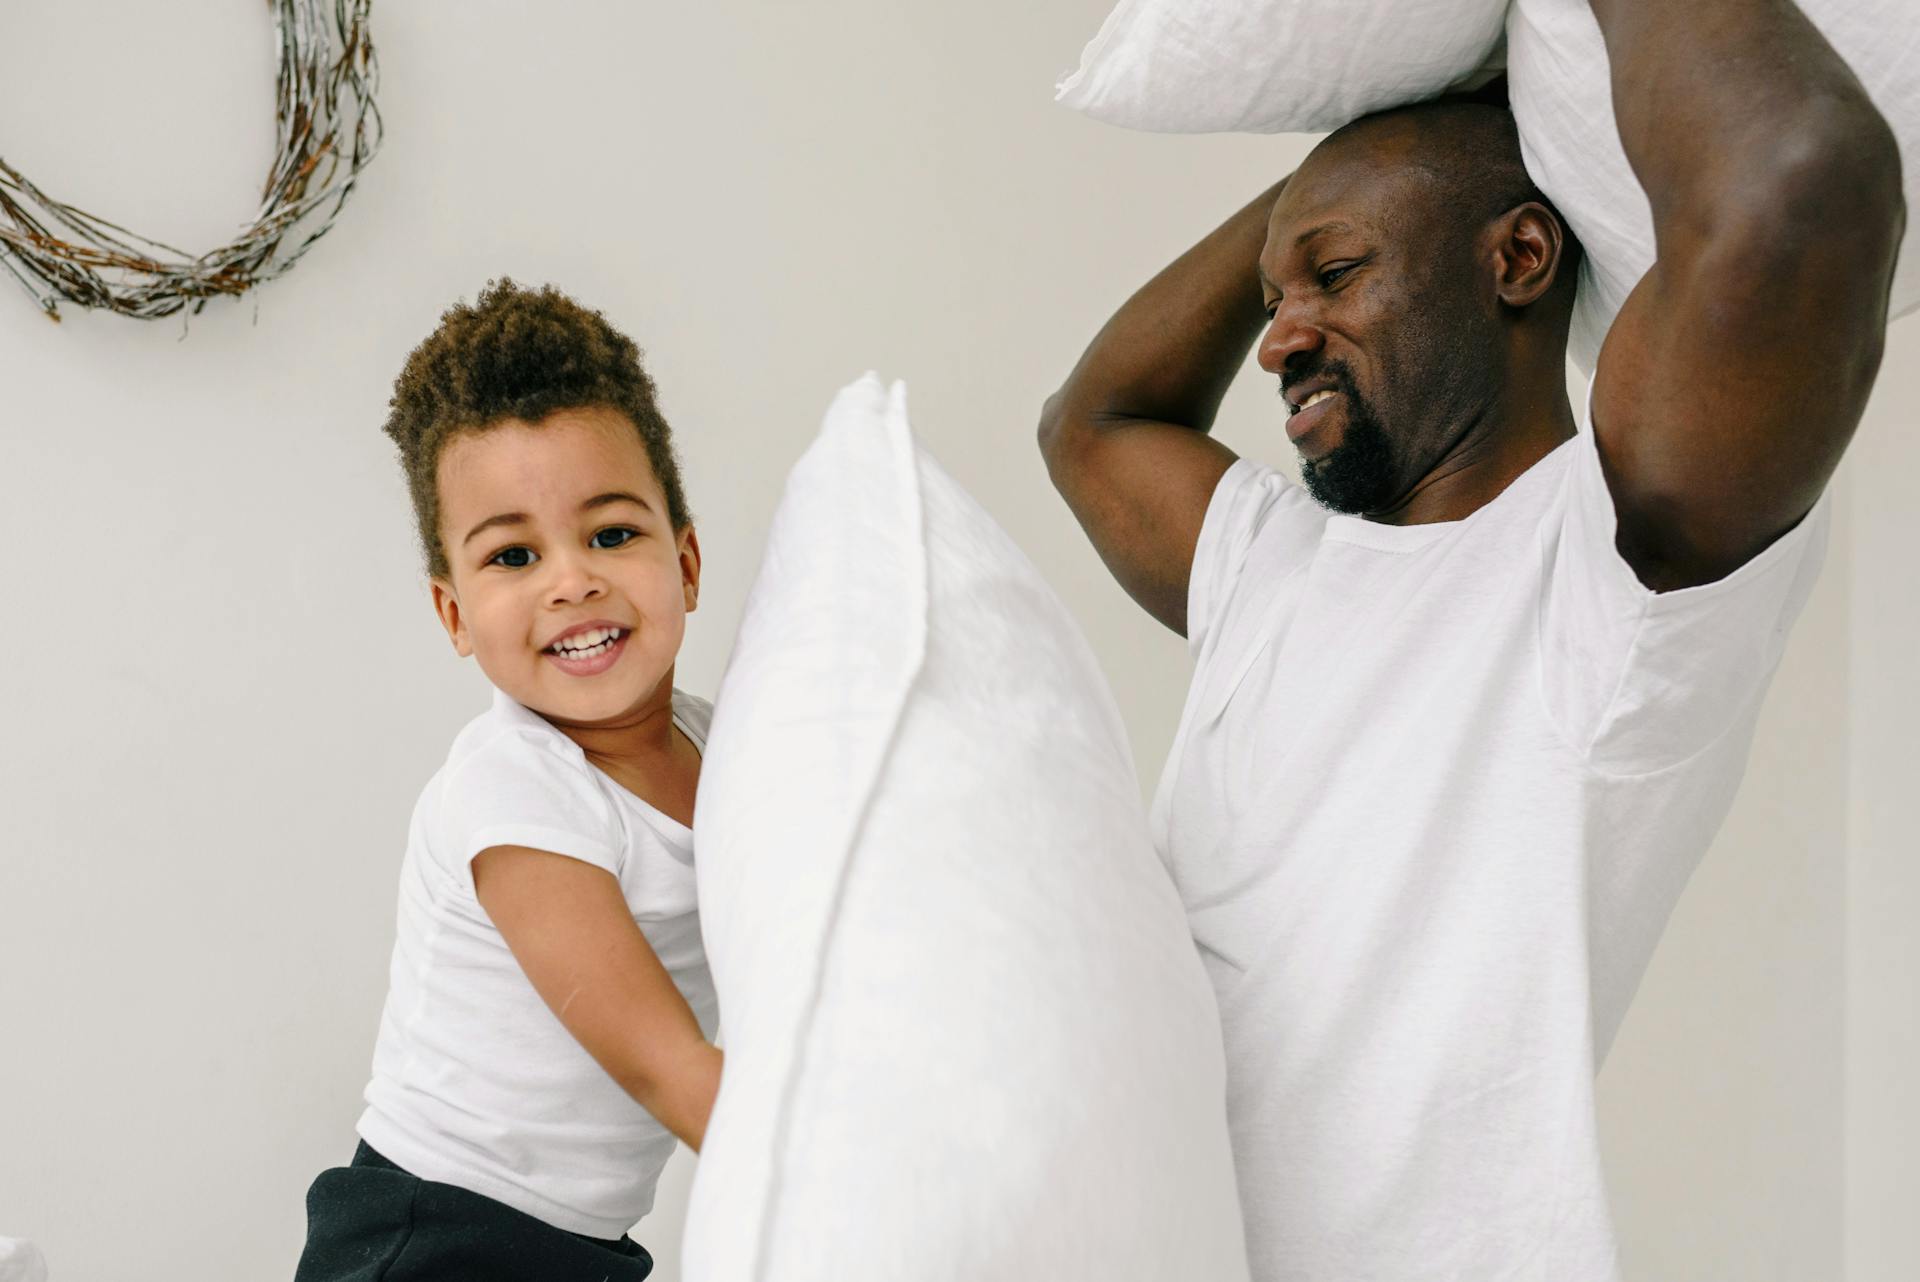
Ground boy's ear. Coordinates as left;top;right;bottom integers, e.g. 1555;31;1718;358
429;578;475;657
678;526;702;613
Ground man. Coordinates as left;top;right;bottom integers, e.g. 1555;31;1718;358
1038;1;1903;1278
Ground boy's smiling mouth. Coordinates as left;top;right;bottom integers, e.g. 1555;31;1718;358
541;622;632;674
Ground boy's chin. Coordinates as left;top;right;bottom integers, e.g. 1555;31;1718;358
501;663;668;729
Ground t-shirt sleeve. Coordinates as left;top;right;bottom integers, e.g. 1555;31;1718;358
1540;419;1833;776
673;692;714;755
1187;459;1326;658
435;730;625;890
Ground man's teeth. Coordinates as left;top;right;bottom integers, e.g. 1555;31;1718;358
1301;389;1337;409
551;627;623;656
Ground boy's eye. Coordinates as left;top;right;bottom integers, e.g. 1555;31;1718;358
591;527;639;550
489;546;537;569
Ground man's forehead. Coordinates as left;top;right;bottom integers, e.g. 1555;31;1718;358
1267;142;1436;251
1264;182;1376;260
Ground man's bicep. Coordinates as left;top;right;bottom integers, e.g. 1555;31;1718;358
1590;188;1896;593
1043;415;1237;637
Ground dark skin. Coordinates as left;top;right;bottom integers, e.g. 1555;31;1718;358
1585;0;1903;589
1255;118;1580;524
1041;0;1904;630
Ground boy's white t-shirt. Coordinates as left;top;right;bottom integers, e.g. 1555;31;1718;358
357;686;718;1240
1157;409;1830;1282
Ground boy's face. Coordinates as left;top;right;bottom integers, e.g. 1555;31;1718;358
429;407;699;728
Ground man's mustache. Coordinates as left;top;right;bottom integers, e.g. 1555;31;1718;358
1279;359;1359;413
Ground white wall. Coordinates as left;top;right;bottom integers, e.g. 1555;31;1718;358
0;4;1909;1280
1845;343;1920;1282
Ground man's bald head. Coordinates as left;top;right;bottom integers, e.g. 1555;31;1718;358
1308;96;1578;270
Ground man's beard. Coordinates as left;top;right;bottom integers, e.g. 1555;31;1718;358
1294;373;1401;514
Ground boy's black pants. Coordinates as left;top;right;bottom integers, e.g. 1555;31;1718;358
294;1141;655;1281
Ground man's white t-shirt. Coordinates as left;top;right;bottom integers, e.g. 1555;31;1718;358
357;687;718;1240
1156;410;1831;1282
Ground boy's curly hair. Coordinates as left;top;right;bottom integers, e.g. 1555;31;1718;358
384;279;691;579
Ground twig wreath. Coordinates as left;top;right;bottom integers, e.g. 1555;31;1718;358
0;0;381;322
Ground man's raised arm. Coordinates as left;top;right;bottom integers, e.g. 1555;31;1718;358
1039;179;1286;636
1587;0;1905;591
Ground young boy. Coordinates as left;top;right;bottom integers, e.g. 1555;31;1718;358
295;281;719;1282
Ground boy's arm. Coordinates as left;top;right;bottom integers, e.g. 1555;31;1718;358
1585;0;1904;591
1037;179;1285;637
474;845;722;1151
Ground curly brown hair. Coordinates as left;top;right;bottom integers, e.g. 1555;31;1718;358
383;278;691;579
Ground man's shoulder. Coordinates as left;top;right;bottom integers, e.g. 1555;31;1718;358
1200;458;1331;577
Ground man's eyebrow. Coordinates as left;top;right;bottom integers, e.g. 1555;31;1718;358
1294;220;1354;247
1260;221;1357;291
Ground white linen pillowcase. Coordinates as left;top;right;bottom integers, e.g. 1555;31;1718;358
1056;0;1509;134
1057;0;1914;374
1508;0;1919;373
681;374;1250;1282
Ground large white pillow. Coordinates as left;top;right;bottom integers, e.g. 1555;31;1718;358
681;375;1251;1282
1056;0;1509;134
1509;0;1919;372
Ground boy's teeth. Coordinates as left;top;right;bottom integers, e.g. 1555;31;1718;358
554;627;619;653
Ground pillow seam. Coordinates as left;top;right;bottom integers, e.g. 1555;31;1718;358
750;382;932;1279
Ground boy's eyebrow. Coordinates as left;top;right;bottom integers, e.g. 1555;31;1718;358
582;491;654;514
463;512;528;546
461;493;655;547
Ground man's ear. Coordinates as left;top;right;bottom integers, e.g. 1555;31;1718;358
678;525;702;613
1492;203;1568;309
429;577;474;657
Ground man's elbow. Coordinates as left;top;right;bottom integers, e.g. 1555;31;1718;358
1720;100;1904;259
1037;388;1087;482
1673;101;1904;346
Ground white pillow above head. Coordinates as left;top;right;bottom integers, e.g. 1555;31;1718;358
682;374;1251;1282
1507;0;1920;374
1057;0;1511;135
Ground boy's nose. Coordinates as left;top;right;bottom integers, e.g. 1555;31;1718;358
544;553;607;605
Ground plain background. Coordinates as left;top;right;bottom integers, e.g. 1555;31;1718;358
0;3;1912;1279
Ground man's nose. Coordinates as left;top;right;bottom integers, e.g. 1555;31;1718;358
1256;304;1325;375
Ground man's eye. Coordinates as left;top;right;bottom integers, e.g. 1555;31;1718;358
489;546;536;569
1320;263;1355;288
591;527;638;550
